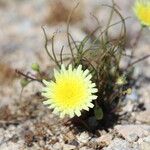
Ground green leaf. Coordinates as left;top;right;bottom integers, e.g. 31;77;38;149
20;79;29;88
94;106;103;120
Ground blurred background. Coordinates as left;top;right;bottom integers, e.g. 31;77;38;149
0;0;149;69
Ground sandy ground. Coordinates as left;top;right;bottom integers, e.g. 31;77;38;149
0;0;150;149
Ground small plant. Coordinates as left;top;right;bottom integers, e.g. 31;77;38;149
16;1;150;130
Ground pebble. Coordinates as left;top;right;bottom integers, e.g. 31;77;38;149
135;111;150;124
69;139;79;147
0;138;26;150
63;144;77;150
95;134;113;145
79;147;94;150
115;125;150;142
138;136;150;150
0;129;5;144
122;100;134;113
64;131;75;142
103;138;140;150
127;133;139;142
76;132;91;144
53;142;63;150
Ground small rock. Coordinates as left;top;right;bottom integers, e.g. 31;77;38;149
53;142;63;150
64;131;75;142
63;144;76;150
115;125;150;142
0;129;5;143
104;138;131;150
76;132;91;144
122;100;134;113
138;136;150;150
96;134;113;145
79;146;94;150
135;111;150;124
127;133;139;142
69;139;79;147
103;138;137;150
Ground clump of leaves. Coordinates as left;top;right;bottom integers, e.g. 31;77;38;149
16;2;150;130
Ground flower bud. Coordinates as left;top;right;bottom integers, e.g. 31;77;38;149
31;63;40;72
116;76;126;85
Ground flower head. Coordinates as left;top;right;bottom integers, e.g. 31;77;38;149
42;64;98;118
133;0;150;27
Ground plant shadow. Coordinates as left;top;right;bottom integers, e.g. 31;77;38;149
69;109;119;133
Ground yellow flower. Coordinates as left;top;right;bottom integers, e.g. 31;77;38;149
42;64;98;118
133;0;150;27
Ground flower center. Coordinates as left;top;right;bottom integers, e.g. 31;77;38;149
136;4;150;25
54;76;87;108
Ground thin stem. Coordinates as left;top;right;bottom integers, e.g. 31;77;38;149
85;17;129;53
66;3;79;63
68;33;79;51
60;46;64;64
127;27;144;69
41;26;55;62
127;54;150;68
19;87;24;101
16;70;43;83
132;27;143;48
51;35;61;68
105;0;115;39
103;4;126;47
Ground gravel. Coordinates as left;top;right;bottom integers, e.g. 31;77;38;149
0;0;150;150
